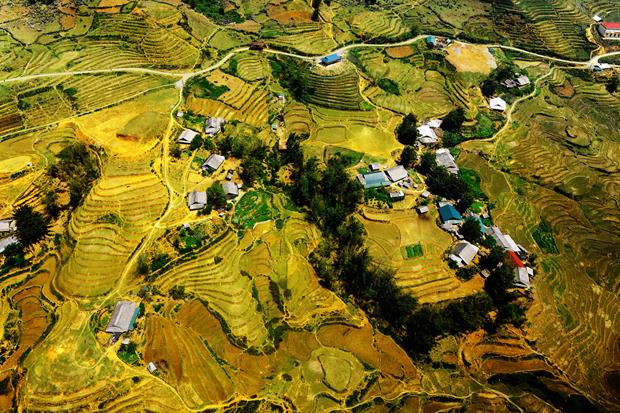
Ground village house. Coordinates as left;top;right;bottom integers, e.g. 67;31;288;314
489;226;520;253
435;148;459;175
450;241;479;266
203;154;225;172
204;117;225;136
438;204;462;225
0;219;16;233
321;53;342;66
598;22;620;39
417;205;429;215
105;301;139;334
0;236;18;254
385;165;408;182
188;190;207;211
506;250;531;289
368;163;381;172
502;74;530;89
357;171;390;189
421;190;430;199
178;129;198;145
222;181;239;199
489;97;507;112
147;362;158;374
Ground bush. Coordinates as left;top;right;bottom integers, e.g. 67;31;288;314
14;205;49;248
442;108;465;131
377;78;400;95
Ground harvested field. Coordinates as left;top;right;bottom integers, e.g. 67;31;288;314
445;43;497;75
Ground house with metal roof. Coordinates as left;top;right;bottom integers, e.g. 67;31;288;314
514;267;531;288
417;124;438;145
178;129;199;145
598;22;620;39
204;117;225;136
321;53;342;65
0;219;16;233
0;236;18;254
435;148;459;175
105;301;139;334
438;204;462;224
222;181;239;198
489;97;507;112
385;165;408;182
203;154;225;172
188;191;207;210
389;190;404;201
357;172;390;189
451;241;479;266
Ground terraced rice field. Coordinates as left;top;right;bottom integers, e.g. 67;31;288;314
349;11;408;40
306;65;364;111
361;209;478;303
56;158;168;297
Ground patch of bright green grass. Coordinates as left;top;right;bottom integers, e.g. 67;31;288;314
532;219;559;254
405;243;423;258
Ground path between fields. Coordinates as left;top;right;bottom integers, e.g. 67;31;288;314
1;37;619;87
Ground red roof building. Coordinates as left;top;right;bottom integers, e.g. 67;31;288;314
506;250;525;268
598;22;620;38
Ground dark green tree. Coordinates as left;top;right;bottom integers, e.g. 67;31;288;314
396;113;418;145
460;217;483;243
240;157;262;186
14;205;49;249
417;151;436;175
207;182;227;209
399;145;417;168
189;136;204;151
607;76;619;94
442;108;465;131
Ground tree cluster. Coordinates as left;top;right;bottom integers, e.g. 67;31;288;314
47;143;101;214
416;152;476;213
396;113;418;146
270;57;315;102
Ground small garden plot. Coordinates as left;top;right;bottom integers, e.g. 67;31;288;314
404;243;424;259
234;191;274;229
459;167;486;200
532;219;559;254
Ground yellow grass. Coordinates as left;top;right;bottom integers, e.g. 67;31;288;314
445;43;497;75
0;155;32;174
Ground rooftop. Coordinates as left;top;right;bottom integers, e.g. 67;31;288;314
453;241;479;265
358;172;390;189
489;97;507;111
203;154;225;171
384;165;408;182
188;190;207;210
106;301;139;334
222;181;239;197
438;204;462;223
601;22;620;30
321;53;342;64
0;219;16;233
178;129;198;144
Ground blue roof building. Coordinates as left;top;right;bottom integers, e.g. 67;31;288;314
426;35;436;45
439;204;462;224
321;53;342;65
358;172;390;189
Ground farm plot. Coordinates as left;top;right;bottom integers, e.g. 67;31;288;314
155;230;272;351
56;159;168;298
233;190;274;229
233;53;269;82
459;150;620;407
360;210;470;303
185;70;269;127
306;65;364;111
269;28;337;55
349;10;408;40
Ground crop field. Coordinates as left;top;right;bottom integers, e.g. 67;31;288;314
360;209;480;303
0;0;619;410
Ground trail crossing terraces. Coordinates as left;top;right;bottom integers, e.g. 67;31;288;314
1;37;618;87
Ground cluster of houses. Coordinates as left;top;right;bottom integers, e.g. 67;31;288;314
426;35;452;49
0;219;18;254
188;153;241;212
429;199;533;289
357;163;414;202
177;117;226;146
501;74;531;89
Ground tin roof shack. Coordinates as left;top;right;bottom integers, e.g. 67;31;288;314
188;191;207;211
450;241;479;266
321;53;342;66
357;172;390;189
178;129;198;145
202;154;225;172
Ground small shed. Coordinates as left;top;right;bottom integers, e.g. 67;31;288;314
513;267;531;289
369;163;381;172
421;190;430;199
147;362;158;374
389;191;405;201
417;205;429;215
203;154;225;172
